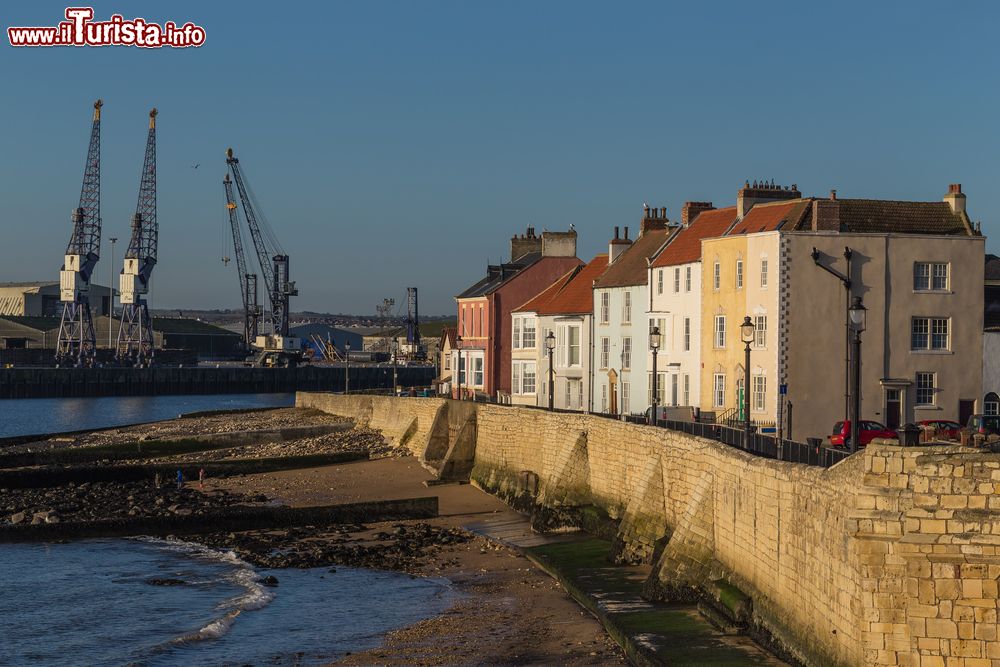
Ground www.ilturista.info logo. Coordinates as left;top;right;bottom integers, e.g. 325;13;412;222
8;7;205;48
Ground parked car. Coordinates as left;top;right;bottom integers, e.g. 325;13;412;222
966;414;1000;436
917;419;962;440
829;420;898;448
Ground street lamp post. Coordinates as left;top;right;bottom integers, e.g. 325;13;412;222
741;316;755;449
848;297;867;454
649;326;661;424
811;247;854;428
344;341;351;394
546;331;556;411
391;339;398;395
455;335;462;400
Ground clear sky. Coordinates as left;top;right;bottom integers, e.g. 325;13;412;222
1;1;997;316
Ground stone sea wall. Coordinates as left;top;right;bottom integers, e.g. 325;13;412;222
298;393;1000;667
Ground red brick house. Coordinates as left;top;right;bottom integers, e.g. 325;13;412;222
454;227;581;399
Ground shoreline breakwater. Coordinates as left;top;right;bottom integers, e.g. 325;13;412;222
297;392;1000;667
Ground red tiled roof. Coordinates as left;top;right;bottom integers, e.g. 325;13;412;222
593;228;674;288
538;254;609;315
728;199;811;235
512;266;580;314
650;207;737;267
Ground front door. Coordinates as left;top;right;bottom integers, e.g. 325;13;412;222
959;400;975;425
885;389;901;429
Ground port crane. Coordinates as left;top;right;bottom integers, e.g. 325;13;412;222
116;108;158;365
224;148;300;366
223;173;260;348
55;100;103;367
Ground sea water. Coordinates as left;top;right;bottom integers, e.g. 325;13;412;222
0;393;296;439
0;538;453;666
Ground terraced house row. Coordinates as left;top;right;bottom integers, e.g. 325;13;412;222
451;181;986;443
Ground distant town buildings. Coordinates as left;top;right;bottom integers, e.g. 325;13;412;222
454;181;990;442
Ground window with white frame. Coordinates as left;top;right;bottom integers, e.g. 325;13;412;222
754;315;767;348
713;261;721;290
674;268;681;292
657;269;664;295
512;317;521;349
445;354;451;370
916;372;936;406
458;355;465;384
985;393;999;416
621;337;632;370
736;259;743;289
601;384;608;413
565;326;581;366
683;317;691;352
512;362;536;395
623;292;632;324
911;317;950;350
671;374;679;406
914;262;949;291
713;373;726;408
683;374;690;406
753;375;766;412
473;357;484;387
600;292;610;324
479;306;484;335
621;381;630;411
760;258;769;288
685;266;692;292
600;337;610;369
714;315;726;348
578;381;584;410
647;372;666;405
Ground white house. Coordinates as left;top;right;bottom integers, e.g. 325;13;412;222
592;211;676;416
647;204;737;414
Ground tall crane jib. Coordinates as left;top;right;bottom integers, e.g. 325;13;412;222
224;148;300;367
223;173;260;347
116;108;158;365
55;99;103;367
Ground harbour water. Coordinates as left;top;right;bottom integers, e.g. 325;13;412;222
0;539;454;666
0;393;296;439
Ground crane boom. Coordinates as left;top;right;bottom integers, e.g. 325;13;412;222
225;147;297;337
224;172;260;345
117;108;158;364
55;99;103;366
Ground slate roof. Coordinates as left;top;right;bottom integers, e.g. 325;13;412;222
651;208;737;267
832;199;972;235
729;200;812;235
984;255;1000;282
593;228;675;289
455;252;541;299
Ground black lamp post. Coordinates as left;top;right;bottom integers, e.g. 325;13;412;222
455;335;462;400
649;326;661;424
344;341;351;394
848;297;867;453
546;331;556;411
740;316;755;448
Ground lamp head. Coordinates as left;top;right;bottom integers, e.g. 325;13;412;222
849;296;867;332
650;326;661;351
545;330;556;352
741;316;755;344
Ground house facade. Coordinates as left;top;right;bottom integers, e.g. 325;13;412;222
436;326;456;396
592;209;676;416
454;227;581;400
700;183;983;441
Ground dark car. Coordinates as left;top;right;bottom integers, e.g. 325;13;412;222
917;419;962;441
966;414;1000;436
829;420;898;448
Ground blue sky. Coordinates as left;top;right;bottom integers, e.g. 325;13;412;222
1;1;997;315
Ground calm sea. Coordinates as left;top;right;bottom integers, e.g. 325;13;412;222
0;539;453;666
0;393;296;439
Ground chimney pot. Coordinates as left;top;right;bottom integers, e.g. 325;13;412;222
949;183;962;194
614;226;619;240
624;226;629;240
830;189;837;200
660;207;666;218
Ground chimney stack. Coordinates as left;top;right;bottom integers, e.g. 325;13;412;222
640;205;669;235
830;189;837;201
609;225;633;264
681;201;715;227
737;180;801;219
510;225;542;261
944;183;966;214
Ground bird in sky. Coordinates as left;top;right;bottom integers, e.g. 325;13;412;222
191;163;200;169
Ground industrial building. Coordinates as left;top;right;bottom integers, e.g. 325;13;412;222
0;282;112;318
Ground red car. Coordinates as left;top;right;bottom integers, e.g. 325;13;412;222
917;420;962;441
829;420;898;448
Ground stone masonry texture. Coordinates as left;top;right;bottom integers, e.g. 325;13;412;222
298;393;1000;666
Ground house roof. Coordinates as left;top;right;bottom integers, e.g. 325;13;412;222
455;252;541;299
593;228;675;289
439;326;457;347
651;207;737;267
729;199;812;235
513;266;580;314
833;199;972;235
986;255;1000;282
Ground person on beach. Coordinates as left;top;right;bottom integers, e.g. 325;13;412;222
198;468;205;489
176;469;184;490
